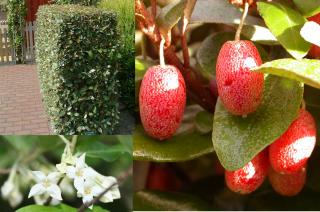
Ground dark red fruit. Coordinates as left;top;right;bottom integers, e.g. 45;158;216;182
268;166;306;196
216;40;264;115
139;65;186;140
225;150;269;194
308;13;320;59
269;109;316;174
209;78;219;97
146;164;182;191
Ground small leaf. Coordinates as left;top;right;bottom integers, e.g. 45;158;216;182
212;75;303;171
241;25;278;45
157;0;187;36
77;140;130;162
191;0;263;26
252;59;320;89
257;2;311;59
16;205;62;212
300;21;320;47
194;111;213;134
133;190;213;211
293;0;320;17
133;126;213;162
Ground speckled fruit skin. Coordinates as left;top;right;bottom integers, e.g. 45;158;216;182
216;40;264;115
308;13;320;59
139;65;186;140
225;150;269;194
269;166;306;196
269;109;316;174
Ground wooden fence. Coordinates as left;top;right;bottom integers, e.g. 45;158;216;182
0;21;36;65
25;21;36;63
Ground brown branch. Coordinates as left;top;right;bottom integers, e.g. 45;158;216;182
181;16;190;68
135;0;216;112
151;0;157;18
78;167;133;212
0;169;11;175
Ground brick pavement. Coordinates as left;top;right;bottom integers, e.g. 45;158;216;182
0;65;51;134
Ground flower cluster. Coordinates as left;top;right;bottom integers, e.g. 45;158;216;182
28;154;120;209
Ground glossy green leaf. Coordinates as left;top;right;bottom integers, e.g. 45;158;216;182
133;190;213;211
212;75;304;171
133;126;213;162
241;25;278;45
293;0;320;17
189;0;277;44
195;111;213;134
253;59;320;89
16;204;108;212
196;32;234;78
191;0;262;26
156;0;187;35
257;2;311;59
76;140;130;162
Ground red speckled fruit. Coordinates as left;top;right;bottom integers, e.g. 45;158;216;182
269;109;316;174
225;150;269;194
308;13;320;59
269;166;306;196
139;65;186;140
216;40;264;115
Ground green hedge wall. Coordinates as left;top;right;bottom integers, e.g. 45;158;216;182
52;0;98;6
36;5;120;135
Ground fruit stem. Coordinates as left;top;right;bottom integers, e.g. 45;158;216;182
301;99;306;110
235;1;249;41
159;37;166;67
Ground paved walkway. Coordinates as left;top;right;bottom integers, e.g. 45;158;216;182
0;65;50;134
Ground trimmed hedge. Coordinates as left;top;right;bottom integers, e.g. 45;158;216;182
52;0;98;6
36;5;120;134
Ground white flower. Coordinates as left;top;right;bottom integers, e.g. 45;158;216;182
77;179;103;209
87;167;121;202
66;154;95;191
1;180;15;198
28;171;62;201
1;180;23;207
8;187;23;208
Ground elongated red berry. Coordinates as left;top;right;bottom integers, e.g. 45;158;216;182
269;109;316;174
225;150;269;194
268;166;306;196
216;40;264;115
139;65;186;140
308;13;320;59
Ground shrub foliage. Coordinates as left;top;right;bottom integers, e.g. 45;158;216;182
7;0;26;63
36;5;120;134
98;0;135;109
